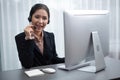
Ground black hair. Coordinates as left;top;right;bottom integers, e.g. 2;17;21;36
28;3;50;24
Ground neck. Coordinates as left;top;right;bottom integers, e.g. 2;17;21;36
34;31;43;42
34;31;42;37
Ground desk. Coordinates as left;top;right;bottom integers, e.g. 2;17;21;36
0;57;120;80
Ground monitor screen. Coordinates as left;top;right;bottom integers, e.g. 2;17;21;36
63;10;109;69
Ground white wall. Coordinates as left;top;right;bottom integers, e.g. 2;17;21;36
0;0;120;71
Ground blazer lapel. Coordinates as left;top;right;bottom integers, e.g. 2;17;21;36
34;42;41;53
33;31;52;55
44;31;51;50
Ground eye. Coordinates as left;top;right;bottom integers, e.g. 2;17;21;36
42;16;47;20
35;15;40;19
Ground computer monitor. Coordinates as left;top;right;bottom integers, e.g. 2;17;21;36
62;10;109;71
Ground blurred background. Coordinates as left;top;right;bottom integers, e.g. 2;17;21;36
0;0;120;71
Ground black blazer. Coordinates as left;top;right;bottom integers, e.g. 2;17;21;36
15;31;64;69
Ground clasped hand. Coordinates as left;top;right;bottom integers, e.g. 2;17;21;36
24;24;42;41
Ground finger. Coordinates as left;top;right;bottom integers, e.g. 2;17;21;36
30;25;37;31
29;22;35;29
24;26;34;36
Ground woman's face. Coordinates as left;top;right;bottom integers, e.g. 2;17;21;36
31;9;48;32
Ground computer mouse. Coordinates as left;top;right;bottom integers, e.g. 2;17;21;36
42;68;56;74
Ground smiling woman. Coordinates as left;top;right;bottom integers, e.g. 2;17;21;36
15;3;65;69
0;0;120;71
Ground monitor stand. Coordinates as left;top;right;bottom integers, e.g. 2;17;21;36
58;62;90;71
78;31;106;72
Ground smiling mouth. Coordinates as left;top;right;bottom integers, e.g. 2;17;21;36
34;26;43;31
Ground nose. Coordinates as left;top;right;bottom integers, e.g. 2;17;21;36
39;18;43;23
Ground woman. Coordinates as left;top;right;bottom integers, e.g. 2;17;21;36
15;3;64;69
